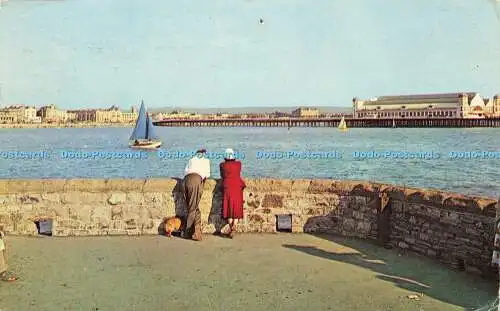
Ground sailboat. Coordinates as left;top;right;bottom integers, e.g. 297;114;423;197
129;100;162;149
338;116;347;131
392;119;396;128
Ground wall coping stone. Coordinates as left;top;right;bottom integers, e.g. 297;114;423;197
0;178;496;214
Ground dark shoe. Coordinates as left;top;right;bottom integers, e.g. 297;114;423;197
229;225;236;239
181;229;192;239
0;271;17;282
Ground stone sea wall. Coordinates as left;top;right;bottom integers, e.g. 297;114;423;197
0;178;497;276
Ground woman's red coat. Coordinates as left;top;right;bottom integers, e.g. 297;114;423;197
220;160;246;219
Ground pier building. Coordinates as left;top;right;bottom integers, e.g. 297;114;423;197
152;110;201;121
352;93;496;119
292;107;320;118
493;94;500;116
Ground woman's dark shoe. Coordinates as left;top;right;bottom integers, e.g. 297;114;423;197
229;225;236;239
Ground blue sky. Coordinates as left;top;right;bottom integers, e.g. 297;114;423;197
1;0;500;109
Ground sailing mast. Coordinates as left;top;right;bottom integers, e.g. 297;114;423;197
145;113;149;140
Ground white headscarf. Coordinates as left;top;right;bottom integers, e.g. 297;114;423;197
224;148;235;160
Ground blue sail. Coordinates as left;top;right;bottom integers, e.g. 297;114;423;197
146;113;159;140
129;101;147;140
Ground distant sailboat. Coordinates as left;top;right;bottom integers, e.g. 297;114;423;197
392;119;396;128
129;100;161;149
338;116;347;131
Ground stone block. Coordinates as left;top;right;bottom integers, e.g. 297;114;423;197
126;229;141;236
342;218;355;232
61;192;107;204
50;206;69;219
203;179;218;191
53;229;69;237
290;179;313;193
465;265;483;275
17;193;42;204
42;179;67;193
307;179;337;194
352;210;365;220
261;223;276;233
398;241;409;249
143;178;177;193
247;213;265;224
245;179;292;193
93;217;110;230
245;193;262;210
0;194;17;205
262;194;284;208
292;224;304;233
349;196;366;209
202;223;216;234
391;200;404;213
108;229;127;235
8;180;44;194
143;192;164;205
356;221;372;233
64;179;107;193
0;180;9;195
108;192;127;205
106;179;145;192
41;193;61;203
126;192;144;204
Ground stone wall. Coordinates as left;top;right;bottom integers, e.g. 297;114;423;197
0;178;497;276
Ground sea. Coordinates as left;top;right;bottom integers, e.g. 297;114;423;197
0;127;498;198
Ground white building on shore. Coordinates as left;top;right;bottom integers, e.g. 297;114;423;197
352;93;496;119
0;105;40;123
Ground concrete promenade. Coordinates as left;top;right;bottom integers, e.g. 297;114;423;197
0;234;495;311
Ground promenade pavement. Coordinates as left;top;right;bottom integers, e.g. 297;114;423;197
0;233;496;311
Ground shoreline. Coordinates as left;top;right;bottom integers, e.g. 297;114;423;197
0;123;134;129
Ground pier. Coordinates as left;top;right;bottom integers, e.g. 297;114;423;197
153;117;500;128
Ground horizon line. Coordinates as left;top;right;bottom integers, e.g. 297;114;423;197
0;104;353;109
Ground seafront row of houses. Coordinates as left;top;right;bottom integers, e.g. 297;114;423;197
0;92;499;124
0;104;139;124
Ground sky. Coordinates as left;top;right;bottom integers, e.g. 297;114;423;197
0;0;500;109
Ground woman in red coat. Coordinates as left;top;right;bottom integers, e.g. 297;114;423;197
220;148;246;238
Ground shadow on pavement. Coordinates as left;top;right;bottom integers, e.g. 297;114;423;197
283;234;497;310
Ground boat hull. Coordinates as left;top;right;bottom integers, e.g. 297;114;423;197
129;141;162;149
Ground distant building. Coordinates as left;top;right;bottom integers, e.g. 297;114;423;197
0;105;39;123
67;106;137;123
67;109;97;122
154;110;201;120
353;93;494;119
291;107;320;118
246;113;269;119
121;106;138;123
37;104;68;123
271;111;290;118
0;106;20;123
493;94;500;117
